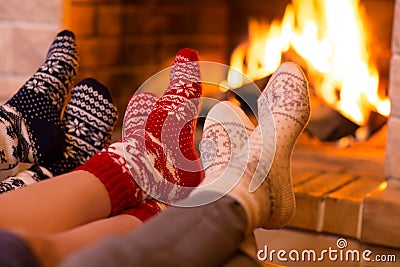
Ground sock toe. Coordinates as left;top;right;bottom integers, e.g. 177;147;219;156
176;48;200;62
57;29;75;39
44;78;118;176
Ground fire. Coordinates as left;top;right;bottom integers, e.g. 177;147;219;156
227;0;390;125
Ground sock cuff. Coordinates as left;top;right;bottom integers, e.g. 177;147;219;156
28;164;53;180
74;151;139;215
228;186;261;234
122;200;164;222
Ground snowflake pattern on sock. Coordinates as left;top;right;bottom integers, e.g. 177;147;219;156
0;30;78;180
45;78;118;176
75;92;158;215
138;48;202;204
200;101;255;183
0;164;51;194
228;62;310;231
0;78;118;193
78;49;203;215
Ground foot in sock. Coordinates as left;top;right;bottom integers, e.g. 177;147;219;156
76;48;202;216
186;101;255;202
200;101;255;181
141;48;202;204
45;78;118;176
75;92;158;215
0;78;118;193
226;62;310;231
122;101;251;218
0;30;78;178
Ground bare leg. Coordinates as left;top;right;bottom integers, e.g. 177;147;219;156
57;194;248;267
14;214;142;267
0;170;111;233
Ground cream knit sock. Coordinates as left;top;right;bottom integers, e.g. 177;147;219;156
195;101;255;193
228;62;310;231
181;101;254;208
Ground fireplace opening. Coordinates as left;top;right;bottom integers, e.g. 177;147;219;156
223;0;393;145
63;0;394;146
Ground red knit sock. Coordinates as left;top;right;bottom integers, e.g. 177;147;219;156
143;48;203;204
75;92;158;216
122;199;166;222
77;49;203;216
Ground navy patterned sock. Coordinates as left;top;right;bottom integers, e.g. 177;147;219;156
0;30;78;178
0;78;118;193
0;164;51;194
44;78;118;176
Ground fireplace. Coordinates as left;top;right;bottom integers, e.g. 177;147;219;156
1;0;400;263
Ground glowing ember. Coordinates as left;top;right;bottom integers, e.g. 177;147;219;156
227;0;390;125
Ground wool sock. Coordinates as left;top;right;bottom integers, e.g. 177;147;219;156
142;48;203;204
75;92;159;215
123;92;160;140
187;101;255;200
124;90;245;221
0;78;118;193
77;48;202;216
44;78;118;176
0;165;51;194
0;30;78;179
200;101;255;183
0;78;117;193
122;199;166;222
226;62;310;231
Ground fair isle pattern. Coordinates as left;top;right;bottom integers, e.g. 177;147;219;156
45;78;118;176
75;92;159;214
169;55;201;89
262;69;310;128
255;63;310;229
0;178;26;193
0;164;51;194
8;30;78;114
142;48;202;204
0;79;118;192
227;62;311;231
200;120;255;179
3;30;78;169
123;92;159;139
46;30;78;60
75;49;202;215
189;101;255;199
103;93;160;208
0;106;23;179
98;143;147;204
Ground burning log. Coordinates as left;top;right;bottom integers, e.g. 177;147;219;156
228;75;387;143
355;111;388;142
306;97;360;142
225;75;271;116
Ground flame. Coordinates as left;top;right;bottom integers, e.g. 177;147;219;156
227;0;390;125
378;181;388;191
